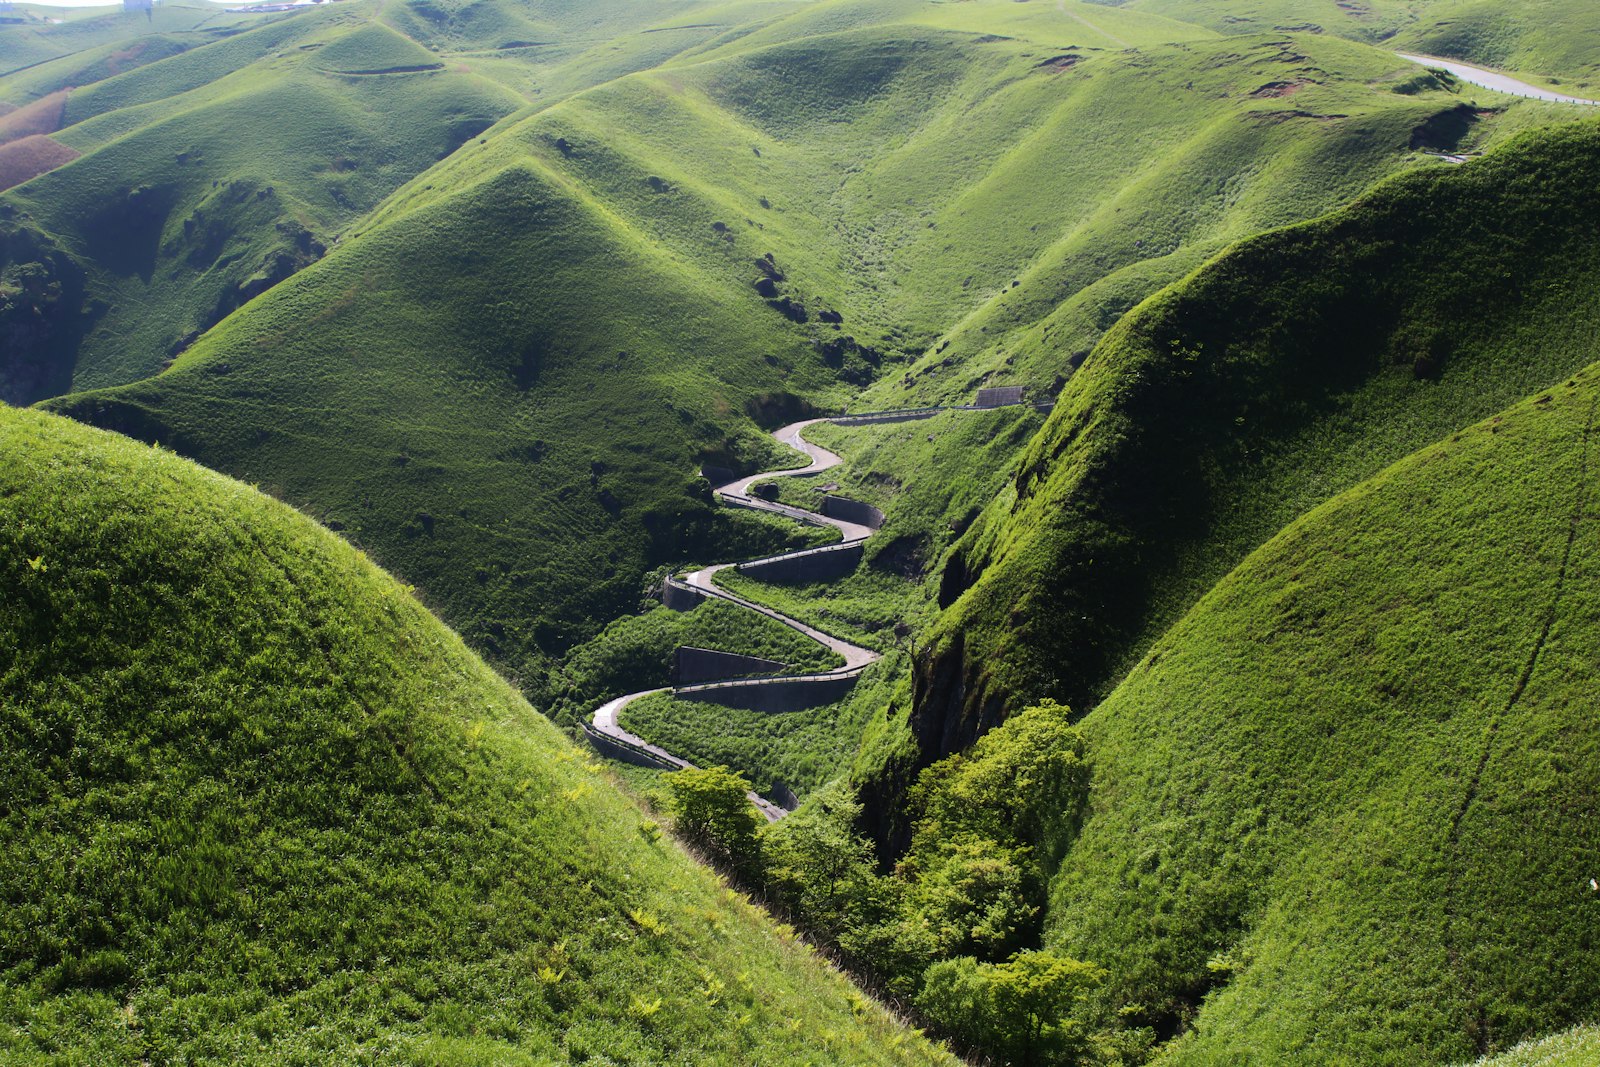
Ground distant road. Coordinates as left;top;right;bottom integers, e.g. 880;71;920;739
1397;53;1600;106
585;417;893;821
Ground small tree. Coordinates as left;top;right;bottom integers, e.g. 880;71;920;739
760;780;878;939
666;766;760;872
918;950;1103;1066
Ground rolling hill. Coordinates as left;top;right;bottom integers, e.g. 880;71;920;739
40;0;1577;704
896;110;1600;1061
0;402;952;1065
921;115;1600;752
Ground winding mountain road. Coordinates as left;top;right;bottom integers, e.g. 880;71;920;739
585;417;901;821
1397;53;1600;106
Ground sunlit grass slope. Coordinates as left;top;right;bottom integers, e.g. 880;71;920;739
0;2;260;79
923;116;1600;748
1042;369;1600;1061
0;403;953;1066
1115;0;1600;93
0;3;524;401
47;132;841;690
51;1;1570;725
1476;1025;1600;1067
501;15;1571;413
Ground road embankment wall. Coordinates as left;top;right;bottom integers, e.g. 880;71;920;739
738;542;862;583
675;645;787;685
677;672;859;712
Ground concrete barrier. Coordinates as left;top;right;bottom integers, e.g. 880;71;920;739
821;495;884;530
661;578;706;611
675;645;787;685
582;723;680;769
677;671;861;712
737;541;862;583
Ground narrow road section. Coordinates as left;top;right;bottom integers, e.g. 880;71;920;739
586;417;899;821
1397;52;1600;106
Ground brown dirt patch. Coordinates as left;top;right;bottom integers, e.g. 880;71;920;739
0;135;81;192
1036;54;1082;73
1252;79;1309;98
0;90;69;147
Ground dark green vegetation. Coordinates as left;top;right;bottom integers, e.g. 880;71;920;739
657;702;1117;1060
0;403;952;1065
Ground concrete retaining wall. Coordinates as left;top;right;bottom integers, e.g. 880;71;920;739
675;645;787;685
677;672;861;712
661;579;706;612
832;410;943;427
821;495;884;530
582;724;679;769
737;541;862;584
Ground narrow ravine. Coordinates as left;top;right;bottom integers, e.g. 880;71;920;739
585;417;902;821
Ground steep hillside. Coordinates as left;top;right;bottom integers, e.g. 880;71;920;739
920;116;1600;755
50;5;1552;700
0;2;525;401
1042;368;1600;1061
47;137;835;687
0;403;952;1065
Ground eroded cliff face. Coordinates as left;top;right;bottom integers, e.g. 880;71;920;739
0;220;85;405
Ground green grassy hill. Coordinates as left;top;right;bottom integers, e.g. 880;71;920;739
44;0;1574;706
0;2;526;401
0;402;952;1065
921;115;1600;752
1042;366;1600;1061
1109;0;1600;93
0;2;261;79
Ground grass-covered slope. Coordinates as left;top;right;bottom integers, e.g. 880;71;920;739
47;139;836;688
1478;1025;1600;1067
0;3;524;401
0;2;261;79
921;116;1600;753
0;404;952;1066
1042;368;1600;1062
1114;0;1600;94
51;9;1553;701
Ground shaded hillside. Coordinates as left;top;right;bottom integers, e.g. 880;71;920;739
1043;369;1600;1061
920;116;1600;756
0;404;952;1065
